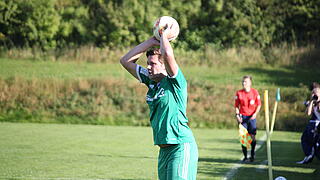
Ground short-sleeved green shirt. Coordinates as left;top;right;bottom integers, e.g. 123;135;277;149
136;65;195;145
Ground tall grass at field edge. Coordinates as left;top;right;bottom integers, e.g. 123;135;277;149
0;44;318;130
1;43;319;67
0;76;311;131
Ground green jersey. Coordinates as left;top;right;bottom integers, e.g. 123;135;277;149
136;65;195;145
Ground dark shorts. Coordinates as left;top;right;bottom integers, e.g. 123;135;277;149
301;121;320;158
241;115;257;135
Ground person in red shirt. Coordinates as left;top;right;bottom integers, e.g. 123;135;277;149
235;75;261;162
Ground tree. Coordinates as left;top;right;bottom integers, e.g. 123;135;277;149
198;0;276;48
0;0;60;49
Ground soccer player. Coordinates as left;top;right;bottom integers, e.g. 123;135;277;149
235;75;261;162
120;28;198;179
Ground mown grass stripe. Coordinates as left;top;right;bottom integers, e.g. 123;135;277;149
223;133;267;180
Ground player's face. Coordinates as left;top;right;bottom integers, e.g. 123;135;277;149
147;55;165;80
242;78;252;89
313;88;320;98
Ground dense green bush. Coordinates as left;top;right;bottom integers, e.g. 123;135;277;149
196;0;277;48
1;0;319;49
0;0;319;131
0;0;60;49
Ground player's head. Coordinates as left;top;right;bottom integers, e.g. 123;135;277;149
312;87;320;98
242;75;252;90
312;88;320;108
146;48;166;81
309;82;320;91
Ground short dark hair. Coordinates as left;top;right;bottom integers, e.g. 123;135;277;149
309;82;320;91
242;75;252;81
146;48;161;58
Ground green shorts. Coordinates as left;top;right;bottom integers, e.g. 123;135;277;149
158;142;198;180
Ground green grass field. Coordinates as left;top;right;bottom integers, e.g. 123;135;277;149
1;122;319;179
0;56;319;179
0;58;129;80
1;58;318;88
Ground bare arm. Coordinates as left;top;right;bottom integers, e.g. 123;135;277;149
160;28;178;77
235;107;240;115
120;37;159;80
235;107;242;123
307;101;314;116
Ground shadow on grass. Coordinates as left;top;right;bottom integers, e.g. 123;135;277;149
201;138;239;144
236;165;319;180
87;153;155;159
199;157;240;164
199;147;240;153
197;136;320;179
197;161;235;178
197;150;242;178
117;155;155;159
235;140;320;180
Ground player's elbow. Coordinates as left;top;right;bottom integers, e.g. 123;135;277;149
120;56;127;67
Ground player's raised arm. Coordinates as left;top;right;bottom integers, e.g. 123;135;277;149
159;27;178;77
120;37;159;80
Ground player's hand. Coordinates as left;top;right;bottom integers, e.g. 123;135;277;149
159;24;167;36
250;114;256;120
159;24;173;39
236;116;242;123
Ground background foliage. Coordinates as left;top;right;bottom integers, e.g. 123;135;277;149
1;0;320;49
0;0;319;131
1;49;319;131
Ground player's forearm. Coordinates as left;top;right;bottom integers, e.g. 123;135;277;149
253;105;261;116
120;38;154;65
307;101;314;116
160;32;178;76
160;34;173;58
120;38;157;79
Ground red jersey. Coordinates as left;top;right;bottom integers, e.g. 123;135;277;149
234;88;261;116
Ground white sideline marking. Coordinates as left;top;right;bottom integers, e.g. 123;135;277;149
223;133;267;180
256;160;268;173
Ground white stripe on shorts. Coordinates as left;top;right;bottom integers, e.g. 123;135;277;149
182;143;190;179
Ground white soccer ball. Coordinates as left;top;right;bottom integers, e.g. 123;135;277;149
274;176;287;180
153;16;180;41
